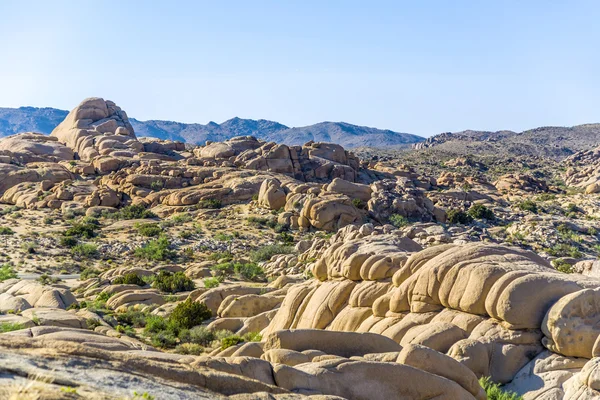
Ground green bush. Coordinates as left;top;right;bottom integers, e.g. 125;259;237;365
351;198;366;209
169;298;211;330
211;262;234;279
207;251;233;261
250;245;294;262
479;377;522;400
552;259;574;274
186;326;216;346
0;226;14;235
152;270;195;293
0;264;18;281
0;322;25;333
389;214;410;228
174;343;204;355
517;200;538;214
136;223;162;237
197;199;222;209
446;209;474;224
135;235;175;261
80;267;100;280
109;204;157;220
64;222;98;239
467;204;495;220
203;277;221;288
113;272;146;286
150;180;164;191
60;236;78;248
221;334;244;350
234;262;266;282
547;244;582;258
150;330;178;348
71;243;98;258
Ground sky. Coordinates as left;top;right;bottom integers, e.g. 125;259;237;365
0;1;598;137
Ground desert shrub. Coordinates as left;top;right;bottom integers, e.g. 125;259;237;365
203;277;221;288
234;262;266;282
547;244;582;258
143;314;169;334
0;264;18;281
517;200;538;214
71;243;98;258
273;223;289;233
150;330;178;348
197;199;222;209
152;271;195;293
60;236;78;248
64;222;98;239
552;259;573;274
214;232;235;241
136;223;162;237
244;331;262;342
80;267;99;280
207;251;233;261
95;291;114;302
113;272;146;286
174;343;204;355
21;241;38;254
110;204;156;220
221;334;244;350
187;326;216;346
250;244;294;262
0;322;25;333
247;216;277;228
467;204;495;220
135;235;175;261
389;214;410;228
446;209;474;224
114;308;148;328
169;298;211;329
351;198;366;209
150;180;164;191
211;262;235;279
479;377;522;400
170;213;192;225
0;226;14;235
278;231;294;244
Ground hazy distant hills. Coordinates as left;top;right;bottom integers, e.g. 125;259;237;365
0;106;424;148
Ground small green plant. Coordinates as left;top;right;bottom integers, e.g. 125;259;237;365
389;214;410;228
152;270;195;293
234;262;266;282
467;204;495;220
351;198;366;209
250;244;294;262
135;235;175;261
221;334;244;350
21;241;38;254
60;387;78;394
278;231;295;244
133;391;155;400
553;259;573;274
136;223;162;237
203;277;221;288
113;272;146;286
0;264;18;281
517;200;538;214
446;209;473;224
479;376;523;400
0;322;25;332
80;267;100;280
547;244;582;258
109;204;157;220
0;226;14;235
197;199;222;209
71;243;98;258
150;180;164;191
64;222;98;239
60;236;78;248
174;342;205;355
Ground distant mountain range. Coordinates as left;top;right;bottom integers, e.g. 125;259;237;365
0;106;424;148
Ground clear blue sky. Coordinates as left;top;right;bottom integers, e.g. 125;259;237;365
0;1;598;137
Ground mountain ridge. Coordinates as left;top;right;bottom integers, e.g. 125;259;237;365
0;106;424;148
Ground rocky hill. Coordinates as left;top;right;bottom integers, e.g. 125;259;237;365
414;124;600;159
0;106;424;148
